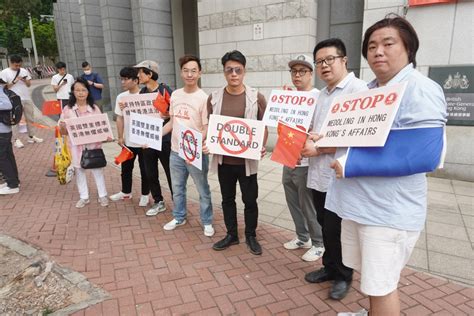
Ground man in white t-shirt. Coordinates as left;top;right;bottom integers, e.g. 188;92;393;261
0;55;43;148
281;55;324;262
110;67;150;207
161;54;214;237
51;61;74;108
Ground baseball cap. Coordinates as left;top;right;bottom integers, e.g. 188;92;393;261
134;60;159;74
288;54;314;71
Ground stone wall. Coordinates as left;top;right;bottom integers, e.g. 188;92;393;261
361;0;474;181
197;0;318;98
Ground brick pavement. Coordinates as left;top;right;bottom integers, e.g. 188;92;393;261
1;128;473;315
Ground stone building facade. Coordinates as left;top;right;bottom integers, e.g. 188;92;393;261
53;0;473;180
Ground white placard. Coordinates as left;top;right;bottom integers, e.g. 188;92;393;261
128;112;164;151
206;114;265;160
317;82;408;147
177;123;203;170
262;89;318;130
65;113;113;146
118;93;161;117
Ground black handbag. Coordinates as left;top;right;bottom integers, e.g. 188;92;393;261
80;148;107;169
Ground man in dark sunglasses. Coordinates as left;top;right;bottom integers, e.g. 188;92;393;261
205;50;268;256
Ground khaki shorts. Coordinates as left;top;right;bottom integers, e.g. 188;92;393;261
341;219;420;296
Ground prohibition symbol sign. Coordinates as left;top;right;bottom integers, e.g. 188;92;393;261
182;130;197;162
217;119;253;155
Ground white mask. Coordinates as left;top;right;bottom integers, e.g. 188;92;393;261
84;70;92;75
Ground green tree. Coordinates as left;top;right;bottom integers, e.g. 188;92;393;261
23;18;58;61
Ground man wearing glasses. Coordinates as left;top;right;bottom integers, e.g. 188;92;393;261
160;54;214;236
281;55;324;262
301;38;368;300
206;50;267;255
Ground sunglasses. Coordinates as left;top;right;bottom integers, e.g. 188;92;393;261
224;67;243;75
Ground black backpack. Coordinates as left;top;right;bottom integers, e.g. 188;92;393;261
0;87;23;125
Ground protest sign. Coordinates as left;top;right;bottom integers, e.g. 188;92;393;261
263;89;318;130
128;112;163;151
206;114;265;160
65;113;113;146
117;93;161;117
178;123;202;170
317;82;407;147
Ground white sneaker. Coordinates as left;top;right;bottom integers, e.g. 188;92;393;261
75;199;90;208
0;183;7;189
14;139;24;148
163;218;187;231
110;191;132;201
27;135;43;143
337;309;368;316
302;246;325;262
0;186;19;195
146;200;166;216
204;224;215;237
139;195;149;207
98;196;109;207
283;237;312;250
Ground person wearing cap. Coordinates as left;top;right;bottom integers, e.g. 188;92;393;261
0;54;43;148
0;78;20;195
301;38;368;300
281;54;324;262
204;50;268;256
134;60;173;217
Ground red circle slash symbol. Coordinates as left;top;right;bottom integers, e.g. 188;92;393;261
182;130;197;162
217;120;253;155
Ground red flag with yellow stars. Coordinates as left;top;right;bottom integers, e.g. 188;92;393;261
114;146;134;165
271;121;307;168
153;89;171;115
42;100;62;116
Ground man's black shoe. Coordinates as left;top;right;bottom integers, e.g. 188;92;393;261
212;234;239;251
305;268;335;283
329;280;352;300
246;236;262;255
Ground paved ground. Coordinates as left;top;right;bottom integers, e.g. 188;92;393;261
0;80;471;315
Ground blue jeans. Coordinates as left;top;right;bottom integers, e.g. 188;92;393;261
170;151;213;225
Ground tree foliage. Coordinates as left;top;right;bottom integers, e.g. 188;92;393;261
0;0;57;59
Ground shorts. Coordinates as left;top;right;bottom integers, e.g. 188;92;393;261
341;219;420;296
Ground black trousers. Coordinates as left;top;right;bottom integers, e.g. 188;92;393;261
312;189;353;282
142;141;172;203
121;146;149;195
218;164;258;238
0;132;19;188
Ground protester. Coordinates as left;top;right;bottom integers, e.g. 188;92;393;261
0;54;43;148
325;16;447;316
160;54;214;235
51;62;74;108
59;78;109;208
110;67;150;207
134;60;173;217
81;61;104;108
301;38;368;300
0;79;20;195
205;50;267;255
281;54;324;262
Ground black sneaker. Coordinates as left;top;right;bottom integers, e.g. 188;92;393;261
213;234;239;251
246;236;262;255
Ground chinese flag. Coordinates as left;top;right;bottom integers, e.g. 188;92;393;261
114;146;134;165
153;89;171;115
271;121;307;168
42;100;62;116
